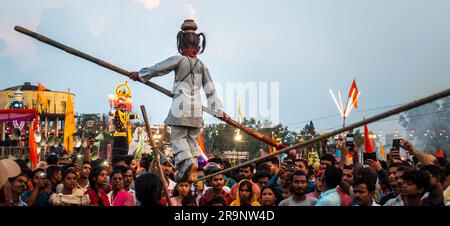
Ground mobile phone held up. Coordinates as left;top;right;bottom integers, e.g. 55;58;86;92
363;152;377;163
346;133;354;150
392;139;401;150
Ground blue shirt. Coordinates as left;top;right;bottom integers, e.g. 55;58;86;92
315;188;341;206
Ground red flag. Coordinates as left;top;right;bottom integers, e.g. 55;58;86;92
348;79;359;109
29;123;38;169
364;124;375;153
436;149;445;158
199;132;206;154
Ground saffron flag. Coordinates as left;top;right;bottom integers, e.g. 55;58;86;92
436;149;445;158
199;132;206;154
29;122;38;169
364;124;375;153
379;142;386;161
345;153;353;166
63;89;76;154
348;79;359;109
36;82;49;113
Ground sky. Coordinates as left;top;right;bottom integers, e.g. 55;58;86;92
1;0;450;138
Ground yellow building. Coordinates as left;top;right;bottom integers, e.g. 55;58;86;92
0;82;75;136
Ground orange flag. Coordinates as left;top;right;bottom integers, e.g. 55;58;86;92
348;79;359;109
364;124;375;153
199;132;206;154
64;89;76;154
36;82;49;113
345;153;353;165
29;122;38;169
436;149;445;158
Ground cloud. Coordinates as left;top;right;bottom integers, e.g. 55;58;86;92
68;0;121;37
0;0;64;70
133;0;160;10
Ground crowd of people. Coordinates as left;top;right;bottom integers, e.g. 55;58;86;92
1;138;449;207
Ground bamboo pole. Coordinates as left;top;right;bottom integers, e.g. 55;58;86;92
199;88;450;182
14;25;283;150
140;105;172;206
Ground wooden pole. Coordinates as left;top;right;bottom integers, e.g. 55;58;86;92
140;105;172;206
199;88;450;182
14;25;283;150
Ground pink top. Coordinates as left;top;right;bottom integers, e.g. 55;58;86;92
110;189;135;206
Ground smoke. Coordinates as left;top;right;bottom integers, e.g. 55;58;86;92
133;0;160;10
183;4;197;20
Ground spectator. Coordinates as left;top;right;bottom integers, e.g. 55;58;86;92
230;179;260;206
182;194;198;206
46;165;62;193
294;159;315;194
279;171;317;206
400;170;430;206
0;159;21;206
352;177;379;206
194;167;205;200
49;168;90;206
46;154;59;166
230;164;260;201
342;165;354;185
206;196;227;206
264;157;280;177
86;167;110;206
7;173;28;206
107;168;134;206
420;164;444;206
21;169;51;206
112;155;127;168
320;154;336;169
260;186;277;206
75;161;91;196
315;166;342;206
380;163;403;205
253;171;271;190
281;181;292;200
383;166;412;206
170;178;193;206
199;168;231;206
135;173;163;207
307;170;324;199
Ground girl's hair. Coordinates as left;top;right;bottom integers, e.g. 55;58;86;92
88;166;106;206
176;32;206;54
238;180;253;199
260;186;277;197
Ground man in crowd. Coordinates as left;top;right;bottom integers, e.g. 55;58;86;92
315;166;342;206
279;171;317;206
383;166;412;206
199;168;231;206
21;169;51;206
352;177;379;206
46;165;62;193
7;173;28;206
